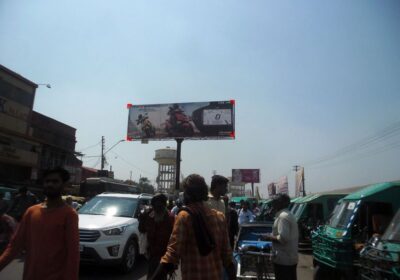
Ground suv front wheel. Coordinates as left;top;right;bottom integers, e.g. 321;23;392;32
119;238;138;273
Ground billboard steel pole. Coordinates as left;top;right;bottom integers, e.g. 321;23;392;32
175;138;183;192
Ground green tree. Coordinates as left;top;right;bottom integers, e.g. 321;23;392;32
138;177;155;194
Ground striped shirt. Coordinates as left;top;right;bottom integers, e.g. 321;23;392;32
161;203;233;280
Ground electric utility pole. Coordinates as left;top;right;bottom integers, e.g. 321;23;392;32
101;136;105;170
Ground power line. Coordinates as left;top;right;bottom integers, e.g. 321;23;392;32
308;140;400;170
304;120;400;167
91;158;101;168
110;150;155;177
77;141;101;152
83;157;98;164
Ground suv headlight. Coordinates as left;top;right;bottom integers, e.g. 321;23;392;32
102;226;127;236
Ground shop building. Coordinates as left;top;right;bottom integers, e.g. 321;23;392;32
30;111;82;184
0;64;82;189
0;64;40;185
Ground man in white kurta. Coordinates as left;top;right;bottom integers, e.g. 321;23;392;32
264;194;298;280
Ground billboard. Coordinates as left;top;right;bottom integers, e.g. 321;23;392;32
295;167;304;197
268;183;276;197
232;169;260;183
276;176;289;195
127;101;235;140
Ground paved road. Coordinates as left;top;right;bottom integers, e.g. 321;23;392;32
0;257;150;280
0;253;314;280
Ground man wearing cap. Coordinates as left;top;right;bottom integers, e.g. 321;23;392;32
263;194;298;280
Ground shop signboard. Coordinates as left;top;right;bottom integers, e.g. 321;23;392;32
0;133;40;167
127;100;235;140
0;69;36;135
295;167;304;197
276;176;289;195
0;95;30;134
268;182;276;197
232;169;260;183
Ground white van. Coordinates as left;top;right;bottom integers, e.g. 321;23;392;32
78;193;152;272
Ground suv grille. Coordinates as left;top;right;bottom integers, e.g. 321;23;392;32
79;229;101;242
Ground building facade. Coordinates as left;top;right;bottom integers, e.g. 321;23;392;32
30;111;82;184
0;64;40;185
0;64;82;189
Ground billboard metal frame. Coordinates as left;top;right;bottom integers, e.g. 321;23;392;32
126;100;236;192
127;100;235;141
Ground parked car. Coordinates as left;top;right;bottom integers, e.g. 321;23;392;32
78;193;153;273
312;181;400;280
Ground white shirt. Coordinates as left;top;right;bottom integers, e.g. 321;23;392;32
272;209;299;265
205;195;226;215
238;209;254;225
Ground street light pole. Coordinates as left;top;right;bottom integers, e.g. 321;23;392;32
101;137;125;170
104;139;125;155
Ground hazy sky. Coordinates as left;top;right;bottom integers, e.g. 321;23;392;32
1;0;399;196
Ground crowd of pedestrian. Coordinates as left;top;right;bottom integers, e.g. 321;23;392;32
0;168;299;280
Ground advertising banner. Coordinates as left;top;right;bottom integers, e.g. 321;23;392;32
276;176;289;195
0;95;30;134
127;101;235;140
0;133;40;166
232;169;260;183
268;182;276;197
295;167;304;197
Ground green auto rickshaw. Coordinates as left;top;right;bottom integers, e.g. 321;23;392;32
293;187;365;250
312;181;400;280
359;208;400;279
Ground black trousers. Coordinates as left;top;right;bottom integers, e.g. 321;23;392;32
274;263;297;280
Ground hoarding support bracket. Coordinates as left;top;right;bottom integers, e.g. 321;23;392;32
175;138;183;192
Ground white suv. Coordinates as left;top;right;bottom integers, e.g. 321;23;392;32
78;193;152;272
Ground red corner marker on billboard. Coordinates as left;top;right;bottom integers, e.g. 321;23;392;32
126;136;133;141
127;103;133;109
230;99;235;105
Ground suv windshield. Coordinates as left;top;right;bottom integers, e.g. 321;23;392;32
329;201;358;229
382;210;400;242
79;196;138;218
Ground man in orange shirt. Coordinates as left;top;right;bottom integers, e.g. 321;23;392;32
152;174;236;280
0;167;80;280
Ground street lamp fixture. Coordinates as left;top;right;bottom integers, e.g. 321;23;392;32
37;83;51;88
